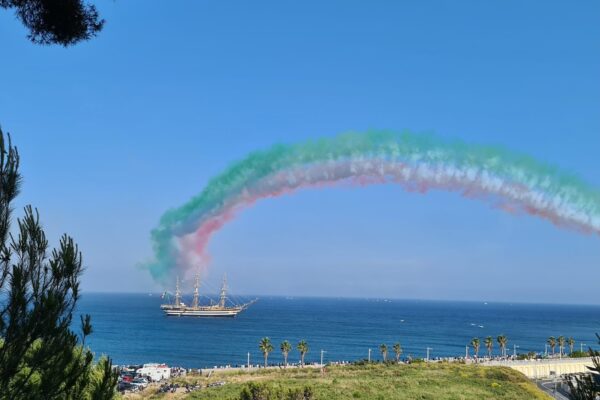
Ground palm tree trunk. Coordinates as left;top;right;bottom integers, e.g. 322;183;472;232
284;353;288;368
264;353;268;368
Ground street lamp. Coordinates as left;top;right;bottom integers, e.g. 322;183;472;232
426;347;433;362
513;345;519;357
581;343;587;353
368;348;371;362
247;352;250;370
320;350;327;374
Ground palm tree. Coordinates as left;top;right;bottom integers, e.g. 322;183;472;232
379;344;388;362
470;338;480;359
484;336;494;359
557;336;566;358
547;336;556;356
497;335;508;357
297;340;309;367
259;337;273;368
280;340;292;367
392;343;403;363
567;337;575;355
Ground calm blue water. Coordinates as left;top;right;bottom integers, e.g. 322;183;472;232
78;294;600;368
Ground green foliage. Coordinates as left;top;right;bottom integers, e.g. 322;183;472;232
186;363;549;400
351;359;373;366
392;343;402;362
496;335;508;356
0;128;117;399
0;0;103;46
516;352;536;360
568;334;600;399
557;336;566;357
259;338;274;367
280;340;292;366
379;344;388;361
239;382;314;400
297;340;309;366
484;336;493;357
568;337;576;354
470;338;480;357
547;336;556;355
570;351;589;358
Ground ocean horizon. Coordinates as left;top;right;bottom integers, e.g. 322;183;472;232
84;291;600;307
79;293;600;369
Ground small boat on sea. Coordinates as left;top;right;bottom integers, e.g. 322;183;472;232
160;273;256;317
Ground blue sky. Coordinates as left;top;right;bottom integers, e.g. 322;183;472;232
1;1;599;303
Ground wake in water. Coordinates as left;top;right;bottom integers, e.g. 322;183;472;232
143;131;600;283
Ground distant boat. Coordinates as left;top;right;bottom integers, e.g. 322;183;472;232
161;273;256;317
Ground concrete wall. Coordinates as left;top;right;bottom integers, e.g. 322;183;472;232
484;358;594;379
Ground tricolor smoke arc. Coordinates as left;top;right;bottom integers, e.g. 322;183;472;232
144;131;600;283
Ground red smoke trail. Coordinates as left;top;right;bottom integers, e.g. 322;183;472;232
173;162;599;279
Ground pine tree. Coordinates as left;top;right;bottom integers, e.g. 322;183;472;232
0;0;103;46
0;128;118;399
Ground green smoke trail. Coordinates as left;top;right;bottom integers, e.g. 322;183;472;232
144;131;600;282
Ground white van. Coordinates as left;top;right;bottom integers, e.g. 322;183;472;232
136;363;171;382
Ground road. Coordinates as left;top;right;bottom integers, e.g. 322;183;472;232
537;379;571;400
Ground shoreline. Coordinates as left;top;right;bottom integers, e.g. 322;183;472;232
117;354;595;377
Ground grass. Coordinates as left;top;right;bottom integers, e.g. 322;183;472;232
130;363;552;400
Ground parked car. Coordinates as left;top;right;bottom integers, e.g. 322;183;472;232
118;382;139;392
131;377;149;389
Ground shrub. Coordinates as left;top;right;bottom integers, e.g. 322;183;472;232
239;382;314;400
570;351;589;358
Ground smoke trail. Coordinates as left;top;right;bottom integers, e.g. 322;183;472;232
143;131;600;283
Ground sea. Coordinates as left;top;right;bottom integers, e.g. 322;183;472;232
78;294;600;368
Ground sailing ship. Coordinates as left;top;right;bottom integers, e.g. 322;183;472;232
160;274;255;317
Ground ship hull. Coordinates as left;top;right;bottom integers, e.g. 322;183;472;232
162;307;243;317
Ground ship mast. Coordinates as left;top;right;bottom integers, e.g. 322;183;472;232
192;270;200;308
175;276;181;307
219;274;227;308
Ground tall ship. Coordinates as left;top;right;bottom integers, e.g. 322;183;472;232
160;274;256;317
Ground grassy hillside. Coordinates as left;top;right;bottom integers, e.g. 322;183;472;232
131;362;551;400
